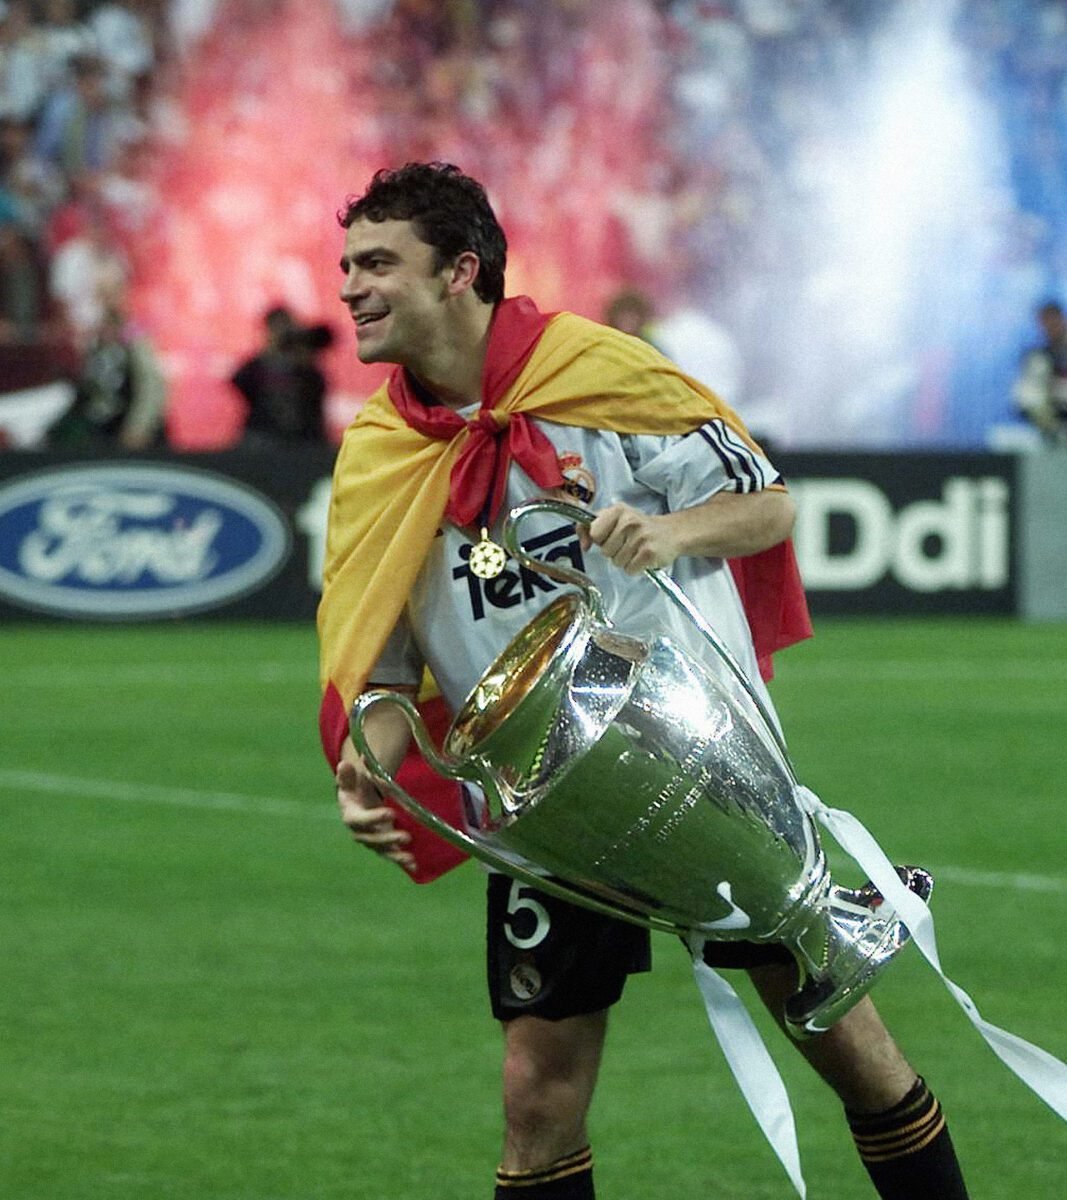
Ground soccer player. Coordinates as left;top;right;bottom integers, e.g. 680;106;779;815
317;162;969;1199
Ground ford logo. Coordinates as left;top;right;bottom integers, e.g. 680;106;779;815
0;463;292;618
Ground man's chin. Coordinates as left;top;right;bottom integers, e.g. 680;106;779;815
355;339;388;365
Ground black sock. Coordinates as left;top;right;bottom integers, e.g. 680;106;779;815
847;1077;969;1199
494;1145;594;1197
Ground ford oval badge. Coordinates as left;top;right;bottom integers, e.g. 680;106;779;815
0;463;292;618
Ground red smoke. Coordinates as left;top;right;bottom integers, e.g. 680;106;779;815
124;1;678;448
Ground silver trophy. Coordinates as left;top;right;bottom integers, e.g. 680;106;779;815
351;498;932;1037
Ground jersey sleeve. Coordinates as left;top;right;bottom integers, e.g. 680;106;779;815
625;419;783;510
367;610;424;689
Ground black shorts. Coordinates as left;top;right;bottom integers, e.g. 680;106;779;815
486;876;791;1022
487;875;651;1021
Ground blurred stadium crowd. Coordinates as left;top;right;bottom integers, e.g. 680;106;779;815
2;0;1067;449
0;0;162;348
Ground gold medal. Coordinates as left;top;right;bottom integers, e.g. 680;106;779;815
468;527;507;580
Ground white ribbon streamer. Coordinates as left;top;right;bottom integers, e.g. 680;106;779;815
687;933;807;1198
685;788;1067;1199
795;785;1067;1121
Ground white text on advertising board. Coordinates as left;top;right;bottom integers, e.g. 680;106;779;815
790;477;1009;591
0;464;291;618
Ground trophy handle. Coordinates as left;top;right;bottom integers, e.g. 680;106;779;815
644;566;794;770
503;498;795;770
350;688;465;784
500;497;610;624
349;688;688;936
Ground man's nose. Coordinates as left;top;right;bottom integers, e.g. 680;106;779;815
340;270;365;303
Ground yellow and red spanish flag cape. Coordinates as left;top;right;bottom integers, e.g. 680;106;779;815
318;297;811;880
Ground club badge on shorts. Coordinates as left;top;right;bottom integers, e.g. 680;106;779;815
509;962;542;1001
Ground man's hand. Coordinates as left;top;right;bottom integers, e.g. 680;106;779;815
336;758;416;872
336;697;415;873
579;503;680;574
579;491;796;574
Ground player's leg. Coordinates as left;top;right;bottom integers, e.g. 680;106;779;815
487;874;651;1198
748;960;970;1199
496;1010;606;1194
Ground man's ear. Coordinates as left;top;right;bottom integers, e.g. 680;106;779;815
446;250;481;297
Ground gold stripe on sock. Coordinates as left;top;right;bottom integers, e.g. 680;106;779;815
496;1146;591;1180
857;1111;947;1163
496;1147;593;1188
848;1082;932;1131
852;1100;941;1150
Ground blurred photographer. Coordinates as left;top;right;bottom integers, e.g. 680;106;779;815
231;305;334;446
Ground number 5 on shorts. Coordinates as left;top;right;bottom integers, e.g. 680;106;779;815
503;880;551;949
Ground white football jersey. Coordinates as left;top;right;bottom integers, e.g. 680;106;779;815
371;415;785;726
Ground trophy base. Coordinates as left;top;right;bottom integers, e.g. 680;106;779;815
784;865;934;1039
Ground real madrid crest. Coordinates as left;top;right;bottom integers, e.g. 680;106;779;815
558;452;597;505
509;962;543;1001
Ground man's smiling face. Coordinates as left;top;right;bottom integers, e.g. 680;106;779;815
338;218;451;369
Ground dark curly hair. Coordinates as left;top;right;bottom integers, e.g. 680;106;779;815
338;162;507;305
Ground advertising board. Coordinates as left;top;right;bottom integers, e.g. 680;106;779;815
0;449;1019;622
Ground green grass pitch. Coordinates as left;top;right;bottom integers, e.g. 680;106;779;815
2;617;1065;1198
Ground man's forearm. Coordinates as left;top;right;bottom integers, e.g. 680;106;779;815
341;687;415;775
663;488;796;560
584;489;797;575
